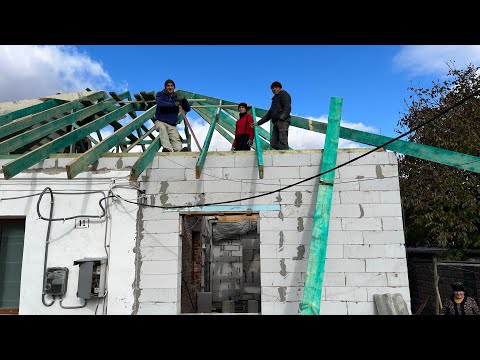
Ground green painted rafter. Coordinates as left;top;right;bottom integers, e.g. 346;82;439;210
253;107;480;174
252;106;264;179
130;136;161;181
110;91;145;151
0;99;67;127
2;104;137;179
223;108;274;146
301;97;343;315
66;106;157;179
0;91;106;139
176;89;282;149
0;101;111;154
196;101;220;178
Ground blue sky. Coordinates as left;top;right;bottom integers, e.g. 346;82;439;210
1;45;479;151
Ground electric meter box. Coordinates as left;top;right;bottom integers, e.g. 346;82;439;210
43;267;69;295
73;257;107;299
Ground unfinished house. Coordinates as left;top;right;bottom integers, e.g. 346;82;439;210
1;89;477;315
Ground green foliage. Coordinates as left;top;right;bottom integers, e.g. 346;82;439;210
397;63;480;249
435;249;468;261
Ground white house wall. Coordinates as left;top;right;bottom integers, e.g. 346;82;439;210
0;149;410;315
0;156;138;314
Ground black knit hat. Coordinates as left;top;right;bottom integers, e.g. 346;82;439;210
164;79;175;88
451;282;465;291
238;102;248;109
270;81;282;89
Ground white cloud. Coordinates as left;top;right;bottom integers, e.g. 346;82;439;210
393;45;480;76
0;45;123;102
179;117;233;151
185;113;378;151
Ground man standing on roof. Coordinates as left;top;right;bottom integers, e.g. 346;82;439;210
252;81;291;150
154;79;191;152
231;102;254;151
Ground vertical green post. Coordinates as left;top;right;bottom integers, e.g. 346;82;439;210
300;97;343;315
252;106;264;179
270;121;273;149
195;101;221;178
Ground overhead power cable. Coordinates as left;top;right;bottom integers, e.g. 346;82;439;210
114;88;480;209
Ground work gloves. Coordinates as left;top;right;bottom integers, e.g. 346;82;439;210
247;139;253;147
174;94;184;106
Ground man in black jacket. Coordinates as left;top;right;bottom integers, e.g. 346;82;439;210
252;81;291;150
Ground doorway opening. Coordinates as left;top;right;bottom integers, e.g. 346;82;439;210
180;213;261;314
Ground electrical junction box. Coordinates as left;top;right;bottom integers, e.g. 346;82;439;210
73;257;107;299
43;267;69;296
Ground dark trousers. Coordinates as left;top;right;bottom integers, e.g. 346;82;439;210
271;120;290;150
234;134;251;151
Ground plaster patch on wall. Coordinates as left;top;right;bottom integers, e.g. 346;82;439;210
278;286;287;302
280;258;288;276
278;211;284;220
197;193;206;206
116;158;123;170
359;204;364;218
376;164;384;179
294;191;303;207
276;193;282;203
297;217;304;232
279;231;284;249
159;181;169;205
132;204;144;314
293;245;305;260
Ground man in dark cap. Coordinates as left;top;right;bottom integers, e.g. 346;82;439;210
154;79;191;152
441;282;479;315
252;81;291;150
231;102;254;151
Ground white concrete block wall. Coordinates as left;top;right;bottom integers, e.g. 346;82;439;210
2;149;409;315
136;149;409;315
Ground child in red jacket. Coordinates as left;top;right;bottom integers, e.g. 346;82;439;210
232;102;254;151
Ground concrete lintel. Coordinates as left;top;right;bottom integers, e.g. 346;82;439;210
167;204;281;213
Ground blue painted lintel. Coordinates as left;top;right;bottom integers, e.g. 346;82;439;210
165;204;280;212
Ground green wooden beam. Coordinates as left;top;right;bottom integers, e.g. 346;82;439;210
0;101;110;154
72;123;98;145
0;99;67;126
193;106;234;145
110;91;145;152
0;91;105;139
130;136;161;181
196;102;220;178
133;93;156;140
254;107;480;174
337;127;480;173
252;107;264;179
301;97;343;315
189;96;271;151
2;104;136;180
190;102;234;145
223;108;274;146
176;89;274;150
66;106;156;179
126;126;156;152
180;113;192;150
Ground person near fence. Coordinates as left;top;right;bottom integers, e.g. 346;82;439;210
441;282;479;315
